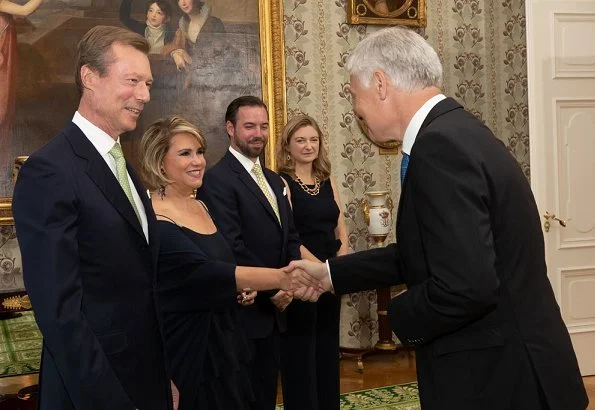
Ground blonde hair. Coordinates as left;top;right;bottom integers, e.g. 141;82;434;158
139;115;206;190
276;115;331;180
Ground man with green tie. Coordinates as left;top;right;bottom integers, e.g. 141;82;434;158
13;25;177;410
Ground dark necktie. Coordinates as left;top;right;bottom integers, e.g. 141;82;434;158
400;152;410;185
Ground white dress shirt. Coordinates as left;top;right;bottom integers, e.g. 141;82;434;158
72;111;149;242
401;94;446;155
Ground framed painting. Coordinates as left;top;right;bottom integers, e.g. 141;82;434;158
0;0;286;197
346;0;427;27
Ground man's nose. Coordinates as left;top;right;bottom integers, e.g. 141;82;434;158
136;83;150;103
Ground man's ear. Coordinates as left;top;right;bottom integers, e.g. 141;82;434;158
225;121;235;138
80;65;97;92
372;70;389;101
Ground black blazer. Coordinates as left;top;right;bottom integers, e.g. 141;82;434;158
198;150;301;339
13;122;172;410
329;99;587;410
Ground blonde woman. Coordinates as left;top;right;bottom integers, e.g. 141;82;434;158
139;115;311;410
276;114;349;410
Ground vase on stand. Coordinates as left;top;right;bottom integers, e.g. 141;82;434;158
363;190;396;351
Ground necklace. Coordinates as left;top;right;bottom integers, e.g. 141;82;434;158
295;176;321;196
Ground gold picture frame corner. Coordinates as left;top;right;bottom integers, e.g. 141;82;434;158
378;146;401;155
0;197;14;226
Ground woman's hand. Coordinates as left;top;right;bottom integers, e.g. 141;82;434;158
237;289;257;306
170;49;192;71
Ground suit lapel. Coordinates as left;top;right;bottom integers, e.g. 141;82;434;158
396;98;463;225
65;122;145;240
225;152;281;226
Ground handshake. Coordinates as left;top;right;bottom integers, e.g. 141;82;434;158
278;260;334;302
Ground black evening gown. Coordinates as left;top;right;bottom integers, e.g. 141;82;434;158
279;173;342;410
156;217;254;410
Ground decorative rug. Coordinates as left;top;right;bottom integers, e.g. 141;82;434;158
0;315;421;410
276;382;420;410
0;311;41;377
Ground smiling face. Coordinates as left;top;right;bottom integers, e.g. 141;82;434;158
288;125;320;166
147;2;168;27
84;43;153;139
162;132;206;191
177;0;194;15
227;105;269;160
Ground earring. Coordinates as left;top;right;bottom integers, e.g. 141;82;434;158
158;185;166;200
287;154;291;161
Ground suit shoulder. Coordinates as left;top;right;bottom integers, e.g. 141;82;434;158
264;167;283;181
204;158;230;179
26;129;73;164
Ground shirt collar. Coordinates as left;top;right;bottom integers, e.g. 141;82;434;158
72;111;121;155
228;146;261;173
401;94;446;155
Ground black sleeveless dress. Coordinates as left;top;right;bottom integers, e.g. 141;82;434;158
279;173;342;410
155;215;254;410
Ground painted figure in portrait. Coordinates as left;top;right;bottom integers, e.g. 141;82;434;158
0;0;261;197
0;0;43;197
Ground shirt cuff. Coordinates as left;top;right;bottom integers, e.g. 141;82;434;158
325;259;334;289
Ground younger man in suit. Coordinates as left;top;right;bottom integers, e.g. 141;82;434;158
13;26;176;410
287;26;588;410
198;96;301;410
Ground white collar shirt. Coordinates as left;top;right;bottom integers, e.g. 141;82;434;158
72;111;149;242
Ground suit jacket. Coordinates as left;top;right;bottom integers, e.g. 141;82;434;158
13;122;172;410
198;150;301;339
329;98;588;409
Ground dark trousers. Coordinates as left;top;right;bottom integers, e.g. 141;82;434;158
280;293;341;410
247;327;281;410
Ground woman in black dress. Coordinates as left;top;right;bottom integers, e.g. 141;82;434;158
276;115;349;410
139;115;307;410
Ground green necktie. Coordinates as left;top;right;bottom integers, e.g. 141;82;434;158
109;142;141;222
252;163;280;223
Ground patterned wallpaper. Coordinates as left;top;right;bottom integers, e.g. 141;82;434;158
283;0;529;348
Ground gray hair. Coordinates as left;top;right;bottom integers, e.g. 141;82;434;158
346;26;443;92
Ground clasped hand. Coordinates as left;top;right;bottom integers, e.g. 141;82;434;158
279;260;334;302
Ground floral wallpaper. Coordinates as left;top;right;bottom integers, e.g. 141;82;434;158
0;226;24;293
283;0;529;348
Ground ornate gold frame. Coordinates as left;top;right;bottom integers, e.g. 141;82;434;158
347;0;427;27
0;197;13;225
259;0;287;170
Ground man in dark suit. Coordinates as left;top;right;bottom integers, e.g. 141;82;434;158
288;27;588;409
198;96;301;410
13;26;176;410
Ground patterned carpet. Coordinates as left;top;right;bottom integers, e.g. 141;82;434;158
0;314;421;410
0;311;41;377
276;382;420;410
